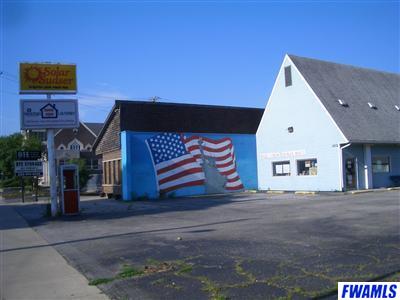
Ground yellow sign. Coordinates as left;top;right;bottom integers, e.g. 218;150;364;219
20;63;77;94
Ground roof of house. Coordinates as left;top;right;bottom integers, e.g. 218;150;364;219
289;55;400;143
118;100;264;133
93;100;263;152
85;122;103;136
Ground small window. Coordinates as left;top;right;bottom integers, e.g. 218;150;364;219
297;159;318;176
70;141;81;150
284;66;292;87
372;156;390;173
272;161;291;176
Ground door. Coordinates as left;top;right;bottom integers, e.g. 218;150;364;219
62;168;79;214
345;158;357;190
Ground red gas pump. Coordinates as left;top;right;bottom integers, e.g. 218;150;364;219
60;164;80;215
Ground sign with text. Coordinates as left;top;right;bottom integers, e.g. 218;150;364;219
20;63;77;94
15;160;43;177
20;99;79;129
17;151;42;161
261;150;306;159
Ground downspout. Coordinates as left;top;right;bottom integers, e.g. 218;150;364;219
339;143;352;191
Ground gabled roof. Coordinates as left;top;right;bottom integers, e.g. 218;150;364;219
289;55;400;144
84;122;103;136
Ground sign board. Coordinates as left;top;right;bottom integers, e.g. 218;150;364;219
261;149;306;159
20;63;77;94
17;151;42;161
20;99;79;129
15;160;43;177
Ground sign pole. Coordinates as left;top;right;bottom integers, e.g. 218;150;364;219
46;94;58;216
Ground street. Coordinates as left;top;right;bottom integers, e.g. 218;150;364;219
1;190;398;299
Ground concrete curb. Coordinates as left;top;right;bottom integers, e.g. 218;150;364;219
294;191;317;195
266;190;285;194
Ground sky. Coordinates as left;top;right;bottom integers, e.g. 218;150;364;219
1;0;399;136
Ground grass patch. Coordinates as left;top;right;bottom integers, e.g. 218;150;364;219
235;261;256;283
88;277;114;286
117;265;144;279
176;263;193;275
199;276;227;300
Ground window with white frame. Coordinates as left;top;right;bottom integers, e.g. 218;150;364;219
297;159;318;176
272;161;291;176
69;141;80;150
372;156;390;173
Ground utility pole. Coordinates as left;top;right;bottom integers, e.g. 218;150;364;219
151;96;160;103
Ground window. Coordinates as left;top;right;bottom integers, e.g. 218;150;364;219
284;66;292;87
103;162;108;184
70;141;81;150
272;161;291;176
297;159;318;176
372;156;390;173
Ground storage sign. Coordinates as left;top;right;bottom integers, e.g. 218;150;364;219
20;99;79;129
20;63;77;94
15;160;43;177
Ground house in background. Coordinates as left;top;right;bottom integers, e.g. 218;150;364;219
54;121;103;192
93;101;263;199
257;54;400;191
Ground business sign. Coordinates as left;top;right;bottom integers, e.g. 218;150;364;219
20;63;77;94
261;150;306;159
17;151;42;161
20;99;79;129
15;160;43;177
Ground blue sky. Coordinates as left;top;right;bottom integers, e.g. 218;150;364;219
1;1;399;136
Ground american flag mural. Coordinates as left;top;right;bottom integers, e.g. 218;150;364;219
146;133;205;193
183;135;244;191
146;132;244;194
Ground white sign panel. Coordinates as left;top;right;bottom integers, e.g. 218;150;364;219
15;160;43;177
20;99;79;129
261;149;306;159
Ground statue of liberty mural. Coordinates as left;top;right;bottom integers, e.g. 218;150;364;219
198;138;227;193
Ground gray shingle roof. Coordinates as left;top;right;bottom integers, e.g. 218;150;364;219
289;55;400;143
85;122;103;136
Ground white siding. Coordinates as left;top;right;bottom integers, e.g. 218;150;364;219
256;55;347;191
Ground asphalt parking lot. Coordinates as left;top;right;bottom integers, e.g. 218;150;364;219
9;191;400;299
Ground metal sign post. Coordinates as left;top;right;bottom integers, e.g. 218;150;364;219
46;94;58;216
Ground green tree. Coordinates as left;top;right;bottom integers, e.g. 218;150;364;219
66;158;90;189
0;133;42;187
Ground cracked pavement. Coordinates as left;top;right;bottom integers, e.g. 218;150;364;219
8;191;400;299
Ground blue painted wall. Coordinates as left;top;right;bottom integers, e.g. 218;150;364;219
257;55;347;191
343;144;400;189
121;131;258;200
371;145;400;188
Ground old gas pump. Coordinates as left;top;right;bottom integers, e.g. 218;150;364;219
59;164;80;215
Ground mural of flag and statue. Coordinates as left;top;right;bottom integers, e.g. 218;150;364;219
146;132;244;195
